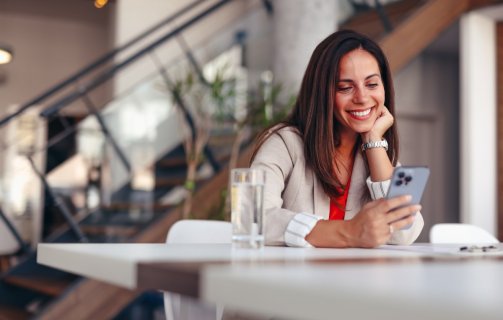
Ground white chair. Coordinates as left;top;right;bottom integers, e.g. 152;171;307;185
429;223;499;244
166;219;232;244
164;220;231;320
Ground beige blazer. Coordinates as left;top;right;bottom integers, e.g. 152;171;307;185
251;126;424;246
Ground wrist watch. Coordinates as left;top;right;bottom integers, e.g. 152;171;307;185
361;139;388;152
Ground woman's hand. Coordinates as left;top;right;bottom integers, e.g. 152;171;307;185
360;105;395;182
346;195;420;248
305;195;420;248
361;105;394;142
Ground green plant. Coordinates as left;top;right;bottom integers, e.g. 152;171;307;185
165;64;296;221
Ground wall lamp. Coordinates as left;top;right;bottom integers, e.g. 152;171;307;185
0;45;13;65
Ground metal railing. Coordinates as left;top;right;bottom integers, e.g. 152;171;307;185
0;0;209;127
0;0;236;243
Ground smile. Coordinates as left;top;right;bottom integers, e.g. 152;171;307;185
348;108;372;119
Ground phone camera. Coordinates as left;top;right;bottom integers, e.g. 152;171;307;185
396;172;413;186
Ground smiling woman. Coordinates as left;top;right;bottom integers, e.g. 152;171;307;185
335;49;386;136
250;29;424;249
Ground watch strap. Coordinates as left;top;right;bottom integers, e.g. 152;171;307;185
361;139;388;152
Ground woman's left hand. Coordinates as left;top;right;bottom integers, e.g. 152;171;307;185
362;105;394;142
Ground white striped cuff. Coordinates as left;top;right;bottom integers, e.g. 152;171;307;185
284;213;323;248
366;177;391;200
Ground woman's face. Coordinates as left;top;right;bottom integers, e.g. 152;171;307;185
334;48;385;136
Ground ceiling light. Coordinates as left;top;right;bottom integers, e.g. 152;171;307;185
0;45;13;65
94;0;108;9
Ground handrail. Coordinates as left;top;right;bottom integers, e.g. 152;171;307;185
0;0;207;127
27;156;89;243
40;0;233;118
347;0;393;32
374;0;393;32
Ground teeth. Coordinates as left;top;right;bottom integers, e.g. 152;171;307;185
350;109;371;117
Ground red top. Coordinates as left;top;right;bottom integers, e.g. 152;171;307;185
329;177;351;220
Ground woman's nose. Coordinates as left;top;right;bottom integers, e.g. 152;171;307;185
353;87;369;104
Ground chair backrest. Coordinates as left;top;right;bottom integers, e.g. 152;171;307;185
166;220;232;244
164;220;230;320
429;223;499;244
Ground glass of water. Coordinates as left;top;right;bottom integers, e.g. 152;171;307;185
230;168;265;249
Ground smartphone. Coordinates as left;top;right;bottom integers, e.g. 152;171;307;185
386;166;430;228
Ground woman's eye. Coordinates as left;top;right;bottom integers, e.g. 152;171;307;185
367;83;379;88
337;87;352;92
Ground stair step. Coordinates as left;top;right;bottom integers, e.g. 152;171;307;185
0;304;32;320
3;275;72;297
82;210;160;227
81;225;139;238
102;202;175;213
156;151;230;173
342;0;423;39
155;168;188;178
155;176;215;188
0;256;13;274
155;176;186;188
207;133;238;147
156;156;188;168
86;234;131;243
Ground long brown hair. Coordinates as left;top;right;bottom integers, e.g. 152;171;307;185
251;30;399;199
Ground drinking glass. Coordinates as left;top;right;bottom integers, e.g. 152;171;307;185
230;168;265;249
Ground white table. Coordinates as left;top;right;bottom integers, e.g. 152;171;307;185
37;243;503;320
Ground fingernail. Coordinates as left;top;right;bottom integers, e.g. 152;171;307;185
404;195;412;202
414;205;422;211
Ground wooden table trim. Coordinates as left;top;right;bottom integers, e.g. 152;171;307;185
138;262;201;297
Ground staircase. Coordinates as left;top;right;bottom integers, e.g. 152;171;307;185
343;0;503;73
0;0;262;318
1;0;500;319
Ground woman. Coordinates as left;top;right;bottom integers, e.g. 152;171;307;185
250;30;424;248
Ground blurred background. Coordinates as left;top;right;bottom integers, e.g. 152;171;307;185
0;0;501;318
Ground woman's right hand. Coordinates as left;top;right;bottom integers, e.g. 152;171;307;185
305;195;420;248
346;195;421;248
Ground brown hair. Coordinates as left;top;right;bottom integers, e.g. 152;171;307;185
251;30;399;199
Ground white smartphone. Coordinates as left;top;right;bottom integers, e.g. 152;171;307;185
386;166;430;228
